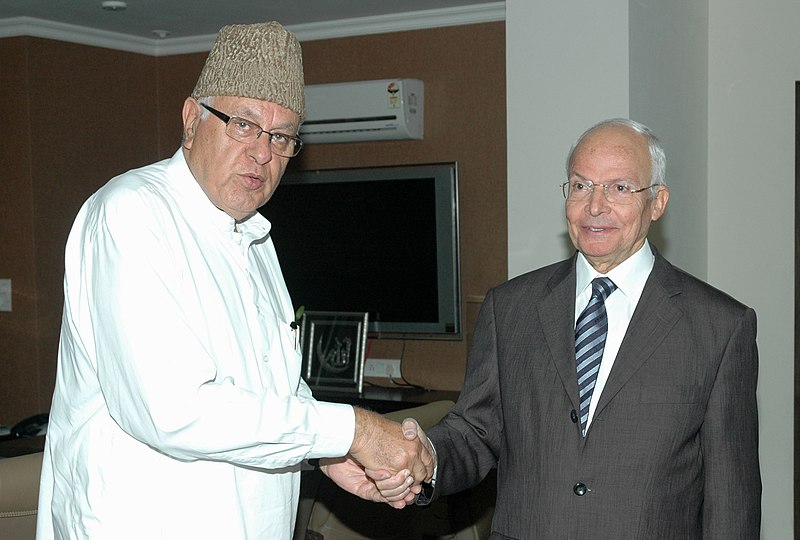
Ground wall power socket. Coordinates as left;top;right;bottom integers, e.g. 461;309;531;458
363;358;402;379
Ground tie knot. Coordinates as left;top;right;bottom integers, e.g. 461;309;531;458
591;277;616;302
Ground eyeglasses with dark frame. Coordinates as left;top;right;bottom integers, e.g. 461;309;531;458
560;178;661;204
200;103;304;158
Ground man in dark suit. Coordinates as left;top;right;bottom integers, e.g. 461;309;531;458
375;118;761;538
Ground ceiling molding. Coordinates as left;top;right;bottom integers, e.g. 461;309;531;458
0;17;158;55
293;2;505;43
0;2;505;57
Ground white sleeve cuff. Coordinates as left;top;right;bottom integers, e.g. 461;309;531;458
308;401;356;458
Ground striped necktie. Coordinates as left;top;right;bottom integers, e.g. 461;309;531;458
575;277;617;436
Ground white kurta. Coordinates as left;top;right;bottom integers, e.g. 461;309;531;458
36;150;355;539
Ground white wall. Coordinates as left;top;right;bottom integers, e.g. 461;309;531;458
629;0;709;276
506;0;629;276
507;0;793;537
707;1;795;536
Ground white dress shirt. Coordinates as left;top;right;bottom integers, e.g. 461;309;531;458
574;241;655;431
36;150;355;540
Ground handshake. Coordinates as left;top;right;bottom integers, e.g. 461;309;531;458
319;407;435;509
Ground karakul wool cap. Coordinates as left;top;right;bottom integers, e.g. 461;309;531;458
191;21;305;117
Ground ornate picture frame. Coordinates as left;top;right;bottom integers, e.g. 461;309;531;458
300;311;369;393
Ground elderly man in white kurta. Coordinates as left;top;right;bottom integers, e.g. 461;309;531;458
37;22;432;540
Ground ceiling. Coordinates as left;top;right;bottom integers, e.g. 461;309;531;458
0;0;504;54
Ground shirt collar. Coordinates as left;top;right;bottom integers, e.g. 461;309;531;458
166;149;271;241
575;240;655;299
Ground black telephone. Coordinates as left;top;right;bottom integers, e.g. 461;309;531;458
10;413;49;438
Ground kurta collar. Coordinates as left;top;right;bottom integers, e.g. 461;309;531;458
166;149;271;242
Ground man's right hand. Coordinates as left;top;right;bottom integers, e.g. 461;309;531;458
365;416;435;501
349;408;435;488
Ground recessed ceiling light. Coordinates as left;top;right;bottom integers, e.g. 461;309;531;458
101;1;127;11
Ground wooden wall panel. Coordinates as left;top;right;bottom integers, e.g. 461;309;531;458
0;38;39;423
155;53;208;159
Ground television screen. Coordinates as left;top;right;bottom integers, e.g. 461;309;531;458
260;163;460;337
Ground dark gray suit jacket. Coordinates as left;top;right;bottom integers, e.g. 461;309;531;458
424;251;761;539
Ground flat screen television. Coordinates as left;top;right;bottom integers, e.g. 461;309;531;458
259;162;460;338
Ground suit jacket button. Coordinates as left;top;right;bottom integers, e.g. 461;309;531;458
573;482;588;496
570;409;578;423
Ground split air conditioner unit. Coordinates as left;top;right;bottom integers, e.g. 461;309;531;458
300;78;424;144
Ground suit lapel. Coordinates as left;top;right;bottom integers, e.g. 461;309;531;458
538;256;581;411
593;254;684;420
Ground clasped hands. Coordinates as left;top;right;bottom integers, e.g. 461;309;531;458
320;408;433;509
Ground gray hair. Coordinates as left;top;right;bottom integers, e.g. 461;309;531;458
196;96;216;120
565;118;667;195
